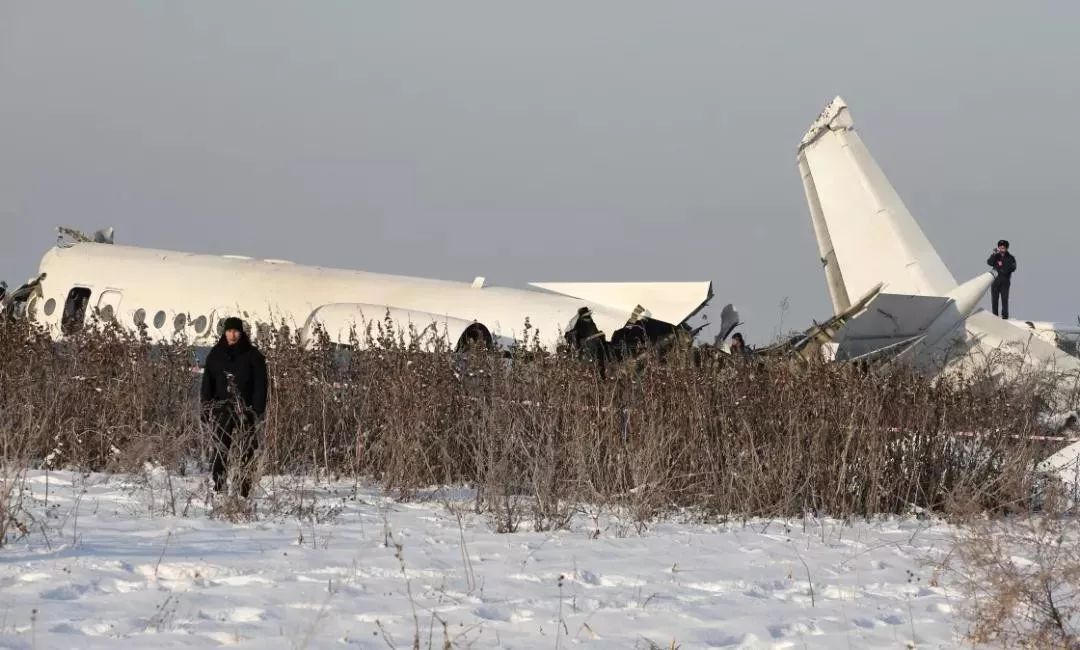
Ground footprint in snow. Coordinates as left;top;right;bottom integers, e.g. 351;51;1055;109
48;622;84;635
473;606;532;623
80;621;116;636
598;574;646;588
41;583;94;601
202;607;267;623
473;605;511;622
701;630;762;647
212;574;275;587
228;607;266;623
768;621;821;639
107;578;145;594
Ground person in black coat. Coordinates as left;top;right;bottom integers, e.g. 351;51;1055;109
987;239;1017;319
200;317;268;497
729;332;751;359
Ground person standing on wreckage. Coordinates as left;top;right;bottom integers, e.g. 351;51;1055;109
987;239;1017;319
200;317;268;498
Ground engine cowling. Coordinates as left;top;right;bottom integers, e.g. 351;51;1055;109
301;303;491;352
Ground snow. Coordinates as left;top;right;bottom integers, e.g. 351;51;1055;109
0;471;970;648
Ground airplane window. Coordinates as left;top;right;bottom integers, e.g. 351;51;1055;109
61;288;92;335
133;309;146;326
43;298;56;316
193;315;207;334
153;310;166;329
174;313;187;331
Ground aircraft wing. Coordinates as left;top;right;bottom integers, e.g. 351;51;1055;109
1007;319;1080;359
963;310;1080;380
979;316;1080;491
528;281;713;326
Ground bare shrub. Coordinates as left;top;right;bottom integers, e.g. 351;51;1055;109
0;464;30;547
0;318;201;474
0;316;1066;526
950;499;1080;648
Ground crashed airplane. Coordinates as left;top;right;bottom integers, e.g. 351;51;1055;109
0;228;714;356
794;96;1080;480
796;97;1080;371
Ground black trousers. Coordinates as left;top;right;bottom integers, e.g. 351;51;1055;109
210;405;258;497
991;279;1011;319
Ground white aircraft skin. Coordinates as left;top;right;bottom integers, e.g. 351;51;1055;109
1008;319;1080;358
797;96;1080;484
21;240;712;353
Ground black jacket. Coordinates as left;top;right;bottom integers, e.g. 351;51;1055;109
200;332;268;416
987;251;1017;281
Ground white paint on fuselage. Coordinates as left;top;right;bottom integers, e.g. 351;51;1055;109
31;242;711;350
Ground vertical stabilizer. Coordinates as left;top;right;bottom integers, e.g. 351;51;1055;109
797;97;957;307
799;156;851;314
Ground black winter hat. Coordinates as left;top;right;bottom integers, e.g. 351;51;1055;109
997;239;1010;248
221;317;244;333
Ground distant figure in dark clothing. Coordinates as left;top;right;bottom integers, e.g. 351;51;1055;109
729;332;750;359
200;317;267;497
987;239;1017;319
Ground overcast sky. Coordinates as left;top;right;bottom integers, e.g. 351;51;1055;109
2;2;1078;343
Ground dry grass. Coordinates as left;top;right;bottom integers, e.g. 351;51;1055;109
0;315;1065;533
4;316;1079;646
949;488;1080;648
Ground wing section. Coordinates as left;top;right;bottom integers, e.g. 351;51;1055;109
528;281;713;326
963;311;1080;378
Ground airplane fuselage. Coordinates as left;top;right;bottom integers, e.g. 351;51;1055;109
26;242;710;351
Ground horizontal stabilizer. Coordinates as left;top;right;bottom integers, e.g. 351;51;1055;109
528;281;713;326
846;334;926;366
834;272;992;364
834;293;951;360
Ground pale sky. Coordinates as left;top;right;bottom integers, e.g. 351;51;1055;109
2;2;1078;343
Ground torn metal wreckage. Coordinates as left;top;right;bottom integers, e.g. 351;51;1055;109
3;101;1078;381
5;98;1080;491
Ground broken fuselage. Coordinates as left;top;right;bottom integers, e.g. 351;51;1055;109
22;241;713;353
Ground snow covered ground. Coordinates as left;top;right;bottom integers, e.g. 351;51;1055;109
1;470;971;649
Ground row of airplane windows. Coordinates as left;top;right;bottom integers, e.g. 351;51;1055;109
41;288;220;337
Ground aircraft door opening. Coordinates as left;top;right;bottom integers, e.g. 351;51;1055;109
62;287;92;335
97;289;123;324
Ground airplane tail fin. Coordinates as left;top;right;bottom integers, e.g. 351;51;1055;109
797;97;957;312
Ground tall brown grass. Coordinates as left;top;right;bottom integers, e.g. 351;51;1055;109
949;487;1080;648
0;315;1065;532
